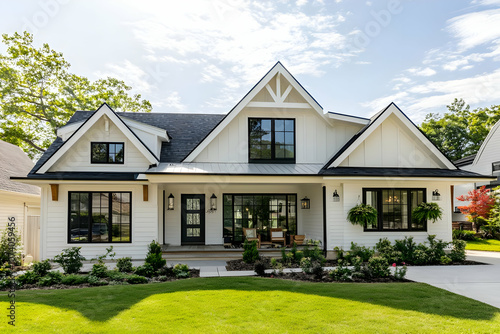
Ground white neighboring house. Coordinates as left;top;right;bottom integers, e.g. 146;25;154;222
453;120;500;225
13;62;492;260
0;140;41;260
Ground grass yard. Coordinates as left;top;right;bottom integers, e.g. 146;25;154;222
1;277;499;333
466;239;500;252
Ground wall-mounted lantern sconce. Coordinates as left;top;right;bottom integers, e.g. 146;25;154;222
432;189;441;201
210;193;217;211
333;190;340;202
167;193;175;210
301;197;310;209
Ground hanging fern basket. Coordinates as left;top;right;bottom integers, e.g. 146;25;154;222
347;204;378;226
412;202;443;224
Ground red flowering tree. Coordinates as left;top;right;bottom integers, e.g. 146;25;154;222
457;185;495;232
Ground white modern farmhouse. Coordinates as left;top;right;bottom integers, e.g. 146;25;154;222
14;62;492;260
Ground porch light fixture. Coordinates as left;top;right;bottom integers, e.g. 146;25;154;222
332;190;340;202
301;197;310;209
167;193;175;210
432;189;441;201
210;193;217;211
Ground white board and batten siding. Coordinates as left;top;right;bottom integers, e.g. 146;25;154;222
49;117;151;173
324;180;453;250
339;114;446;168
40;183;158;260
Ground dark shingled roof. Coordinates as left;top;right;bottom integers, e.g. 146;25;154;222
319;167;493;178
0;140;40;195
454;154;476;167
30;111;225;174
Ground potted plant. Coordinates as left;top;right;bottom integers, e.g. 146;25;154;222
347;204;378;226
412;202;443;224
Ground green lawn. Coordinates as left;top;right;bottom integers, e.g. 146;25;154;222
466;239;500;252
1;277;499;333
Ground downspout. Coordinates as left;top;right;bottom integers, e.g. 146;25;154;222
322;186;327;255
162;190;166;245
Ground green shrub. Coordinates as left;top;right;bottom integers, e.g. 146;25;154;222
375;238;400;264
134;263;155;278
300;257;313;274
440;256;452;265
254;259;267;276
0;262;12;278
413;249;429;265
426;235;449;264
294;250;304;263
368;256;390;278
330;259;352;281
106;270;128;282
393;264;407;280
449;239;467;262
53;247;86;274
32;260;51;277
87;274;107;286
38;271;63;286
339;242;374;264
157;266;174;277
302;243;325;265
0;225;22;266
145;240;166;271
0;278;11;289
91;263;108;278
311;262;324;279
16;270;39;285
116;257;133;273
242;240;259;264
126;274;148;284
172;264;190;278
452;229;477;241
61;274;88;285
394;237;417;264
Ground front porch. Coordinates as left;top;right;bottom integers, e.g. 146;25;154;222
162;244;294;261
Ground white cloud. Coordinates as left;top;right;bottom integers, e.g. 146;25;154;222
296;0;308;6
447;8;500;51
154;92;186;112
95;60;152;93
355;61;371;65
407;67;437;77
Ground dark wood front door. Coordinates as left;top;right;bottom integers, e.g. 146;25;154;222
181;194;205;245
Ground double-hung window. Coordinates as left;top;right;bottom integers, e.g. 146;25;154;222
363;188;426;231
248;118;295;163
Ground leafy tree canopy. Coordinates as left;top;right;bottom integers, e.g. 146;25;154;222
0;32;152;159
420;98;500;161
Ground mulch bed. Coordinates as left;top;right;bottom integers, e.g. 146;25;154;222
262;272;413;283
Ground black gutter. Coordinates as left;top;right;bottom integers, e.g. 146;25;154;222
162;190;166;245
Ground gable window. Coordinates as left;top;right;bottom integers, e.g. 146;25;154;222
363;188;426;231
69;192;131;243
91;142;124;164
249;118;295;163
493;162;500;172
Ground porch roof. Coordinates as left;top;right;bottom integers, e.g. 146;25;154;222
146;162;325;175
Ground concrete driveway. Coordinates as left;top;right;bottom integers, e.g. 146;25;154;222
406;251;500;309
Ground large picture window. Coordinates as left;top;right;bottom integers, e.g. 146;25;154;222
248;118;295;162
91;142;124;164
223;194;297;244
69;192;131;243
363;188;426;231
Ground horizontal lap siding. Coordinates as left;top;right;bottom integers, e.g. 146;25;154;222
42;184;158;260
326;180;452;250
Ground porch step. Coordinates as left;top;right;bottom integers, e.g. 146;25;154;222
162;245;285;261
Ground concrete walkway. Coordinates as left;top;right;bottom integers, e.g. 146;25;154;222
405;250;500;309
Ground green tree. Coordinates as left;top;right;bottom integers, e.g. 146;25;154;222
420;98;500;161
0;32;152;158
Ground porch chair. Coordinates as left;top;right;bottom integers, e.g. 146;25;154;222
270;228;286;247
291;234;306;246
243;228;260;248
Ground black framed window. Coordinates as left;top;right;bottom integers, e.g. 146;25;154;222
249;118;295;163
223;194;296;244
493;161;500;172
69;192;131;243
363;188;426;231
91;142;124;164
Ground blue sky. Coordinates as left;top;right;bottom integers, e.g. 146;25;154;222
1;0;500;123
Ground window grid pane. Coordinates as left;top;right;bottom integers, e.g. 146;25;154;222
249;118;294;161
